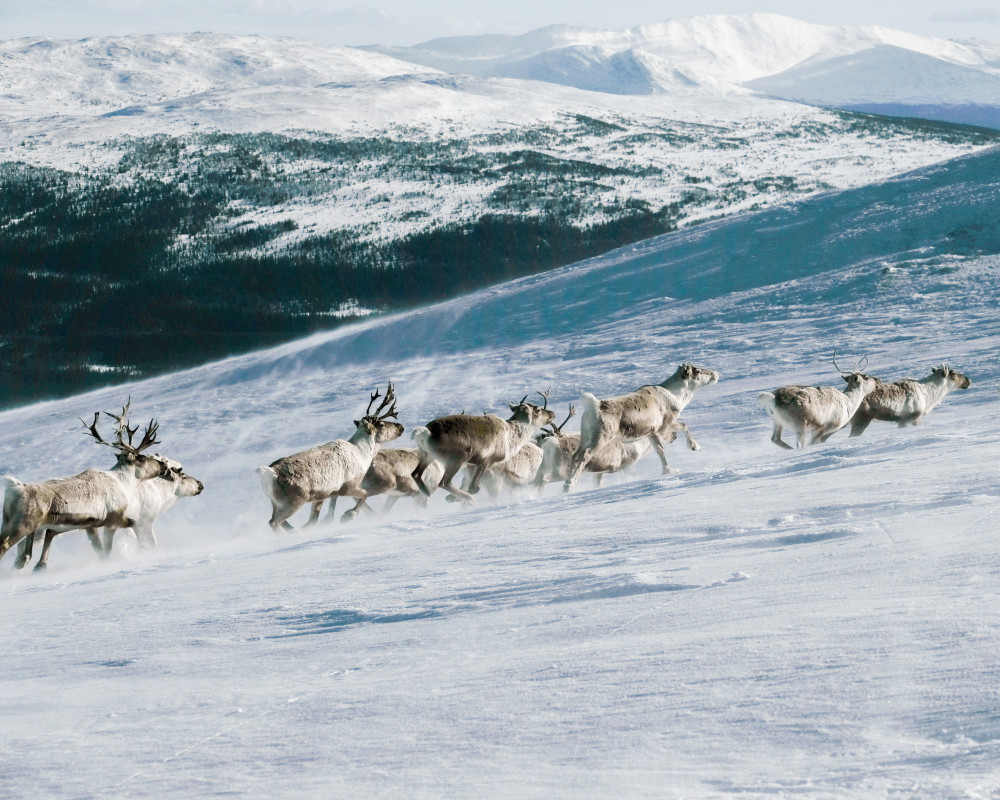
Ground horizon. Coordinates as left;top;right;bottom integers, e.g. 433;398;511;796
3;2;1000;48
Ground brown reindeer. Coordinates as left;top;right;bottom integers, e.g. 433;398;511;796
412;392;556;504
563;363;719;492
849;364;971;436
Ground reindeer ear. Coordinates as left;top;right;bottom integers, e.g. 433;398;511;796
354;419;361;427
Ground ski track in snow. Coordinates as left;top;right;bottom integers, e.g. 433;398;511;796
3;125;1000;799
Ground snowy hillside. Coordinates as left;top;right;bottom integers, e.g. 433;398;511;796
2;143;999;797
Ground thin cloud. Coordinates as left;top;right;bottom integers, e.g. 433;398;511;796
930;6;1000;23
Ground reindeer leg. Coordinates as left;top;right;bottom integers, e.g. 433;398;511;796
302;501;324;528
341;497;372;523
849;413;872;437
34;530;58;571
339;486;370;522
649;434;678;474
592;472;605;488
676;421;700;451
133;523;157;550
769;424;792;450
87;528;107;558
269;500;300;533
563;447;596;493
466;465;488;496
14;532;34;570
320;497;340;524
439;463;476;504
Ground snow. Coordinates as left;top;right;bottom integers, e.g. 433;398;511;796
370;13;992;94
2;140;1000;796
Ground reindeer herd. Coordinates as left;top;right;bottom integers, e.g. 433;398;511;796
0;359;973;572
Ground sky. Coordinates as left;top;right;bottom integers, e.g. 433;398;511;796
2;0;1000;46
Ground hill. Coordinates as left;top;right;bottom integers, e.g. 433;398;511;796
1;144;998;797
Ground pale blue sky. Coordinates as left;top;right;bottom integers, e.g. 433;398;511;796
2;0;999;44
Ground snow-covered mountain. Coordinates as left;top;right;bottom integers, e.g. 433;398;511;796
2;138;999;797
371;13;1000;127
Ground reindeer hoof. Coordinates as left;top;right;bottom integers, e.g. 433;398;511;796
340;511;358;523
14;556;28;570
33;562;48;572
662;467;680;475
689;443;701;452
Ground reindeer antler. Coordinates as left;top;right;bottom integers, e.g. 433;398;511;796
364;382;397;421
104;396;132;437
536;388;550;410
80;412;115;448
546;404;576;436
832;348;846;375
81;399;160;455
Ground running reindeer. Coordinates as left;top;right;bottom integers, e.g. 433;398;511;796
1;402;168;571
98;454;204;554
339;447;444;522
257;383;403;531
758;353;880;449
563;362;719;493
848;364;971;436
411;392;556;504
536;405;697;490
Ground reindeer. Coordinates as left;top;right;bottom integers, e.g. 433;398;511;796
848;364;971;437
96;456;204;554
563;363;719;493
257;384;403;531
536;406;693;490
0;403;168;571
451;440;545;502
758;354;880;449
411;392;556;504
340;448;444;522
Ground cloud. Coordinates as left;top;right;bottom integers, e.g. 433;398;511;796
930;6;1000;23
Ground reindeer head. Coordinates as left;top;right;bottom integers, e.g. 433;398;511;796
508;389;557;429
833;351;880;395
675;362;720;389
932;364;972;390
81;398;169;480
354;383;405;443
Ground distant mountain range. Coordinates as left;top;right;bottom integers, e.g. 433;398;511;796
369;14;1000;126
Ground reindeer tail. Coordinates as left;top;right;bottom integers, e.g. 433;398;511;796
411;425;432;452
756;392;776;415
255;466;278;501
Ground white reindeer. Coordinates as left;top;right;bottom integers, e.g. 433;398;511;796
563;363;719;493
1;405;168;571
848;364;971;437
411;392;556;504
340;448;444;521
257;384;403;531
97;456;204;554
758;355;880;449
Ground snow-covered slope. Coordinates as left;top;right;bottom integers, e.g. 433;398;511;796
2;144;999;796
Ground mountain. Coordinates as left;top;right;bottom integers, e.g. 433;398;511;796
369;14;987;91
749;45;1000;128
1;142;999;797
4;29;997;409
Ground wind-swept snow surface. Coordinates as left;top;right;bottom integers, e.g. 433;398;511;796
2;148;1000;797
